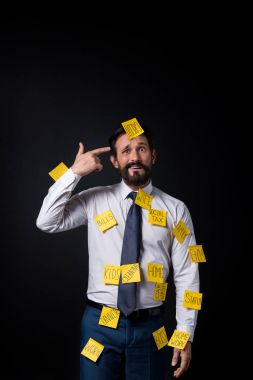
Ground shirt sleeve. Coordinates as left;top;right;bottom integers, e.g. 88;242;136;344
36;168;88;233
171;202;200;342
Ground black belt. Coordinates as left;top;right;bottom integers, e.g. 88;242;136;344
87;299;164;319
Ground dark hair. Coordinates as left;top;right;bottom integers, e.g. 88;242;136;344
109;125;154;156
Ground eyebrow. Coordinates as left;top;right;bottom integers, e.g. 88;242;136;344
121;142;148;151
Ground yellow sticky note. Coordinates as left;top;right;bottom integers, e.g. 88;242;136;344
154;283;168;301
172;220;190;243
98;306;120;329
148;209;167;227
81;338;104;362
121;263;141;283
48;162;68;181
121;117;144;139
152;326;168;350
147;263;164;283
103;265;121;285
183;290;203;310
188;245;206;263
135;187;153;210
95;210;117;232
168;330;190;350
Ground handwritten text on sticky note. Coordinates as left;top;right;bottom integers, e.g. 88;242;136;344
121;263;141;283
135;187;153;210
172;220;190;243
48;162;68;181
81;338;104;362
121;117;144;139
148;263;164;283
183;290;203;310
152;326;168;350
103;265;121;285
95;210;117;232
154;283;168;301
148;209;167;226
168;330;190;350
188;245;206;262
98;306;120;329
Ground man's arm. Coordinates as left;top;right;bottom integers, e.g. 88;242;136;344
36;142;110;233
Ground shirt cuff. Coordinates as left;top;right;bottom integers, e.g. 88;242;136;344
176;324;196;342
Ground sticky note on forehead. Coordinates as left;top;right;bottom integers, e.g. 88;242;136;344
135;187;153;210
188;245;206;262
81;338;104;362
48;162;68;181
168;329;190;350
121;117;144;139
183;290;203;310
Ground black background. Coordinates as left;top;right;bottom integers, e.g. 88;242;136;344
1;21;242;379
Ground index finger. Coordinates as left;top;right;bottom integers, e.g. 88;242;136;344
90;147;111;156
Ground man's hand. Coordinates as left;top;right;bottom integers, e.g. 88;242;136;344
71;142;111;177
171;341;192;378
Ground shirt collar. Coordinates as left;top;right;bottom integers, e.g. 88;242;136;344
119;179;153;200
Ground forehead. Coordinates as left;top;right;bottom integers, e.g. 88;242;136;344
115;133;149;149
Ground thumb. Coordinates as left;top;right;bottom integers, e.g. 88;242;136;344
171;348;180;366
77;142;85;156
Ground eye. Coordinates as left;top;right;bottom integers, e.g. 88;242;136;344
139;147;146;152
122;149;130;155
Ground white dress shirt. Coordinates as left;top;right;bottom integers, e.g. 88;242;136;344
36;168;199;340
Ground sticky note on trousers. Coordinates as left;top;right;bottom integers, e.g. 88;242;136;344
81;338;104;362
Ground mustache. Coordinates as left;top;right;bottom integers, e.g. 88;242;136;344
125;161;145;169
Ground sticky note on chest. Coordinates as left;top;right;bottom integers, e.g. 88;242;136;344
148;263;164;283
172;220;190;243
148;209;167;226
103;265;121;285
188;245;206;262
121;263;141;283
95;210;117;232
98;306;120;329
81;338;104;362
48;162;68;181
168;329;190;350
154;283;168;301
121;117;144;139
183;290;203;310
135;187;153;210
152;326;168;350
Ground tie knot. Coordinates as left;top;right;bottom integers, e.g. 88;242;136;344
128;191;137;201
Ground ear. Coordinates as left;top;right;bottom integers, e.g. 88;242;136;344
110;155;119;168
151;149;157;164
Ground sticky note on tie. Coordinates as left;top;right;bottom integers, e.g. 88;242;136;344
121;117;144;139
135;187;153;210
147;263;164;283
121;263;141;283
81;338;104;362
152;326;168;350
148;209;167;227
98;306;120;329
103;265;121;285
95;210;117;232
183;290;203;310
188;245;206;262
154;283;168;301
172;220;190;243
48;162;68;181
168;329;190;350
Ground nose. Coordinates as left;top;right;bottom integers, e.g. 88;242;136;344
129;148;140;162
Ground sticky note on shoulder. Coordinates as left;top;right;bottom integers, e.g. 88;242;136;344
48;162;68;181
183;290;203;310
98;306;120;329
172;220;190;243
95;210;117;232
135;187;153;210
168;329;190;350
81;338;104;362
121;117;144;139
121;263;141;283
152;326;168;350
188;245;206;262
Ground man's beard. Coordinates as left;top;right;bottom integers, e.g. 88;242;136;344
119;161;152;187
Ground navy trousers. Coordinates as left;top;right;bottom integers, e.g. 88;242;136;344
80;304;170;380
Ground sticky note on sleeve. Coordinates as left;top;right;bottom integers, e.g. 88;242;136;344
183;290;203;310
48;162;68;181
95;210;117;232
98;306;120;329
135;187;153;210
81;338;104;362
121;117;144;139
172;220;190;243
168;329;190;350
152;326;168;350
188;245;206;262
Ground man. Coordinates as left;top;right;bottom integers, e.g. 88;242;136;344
36;125;199;379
